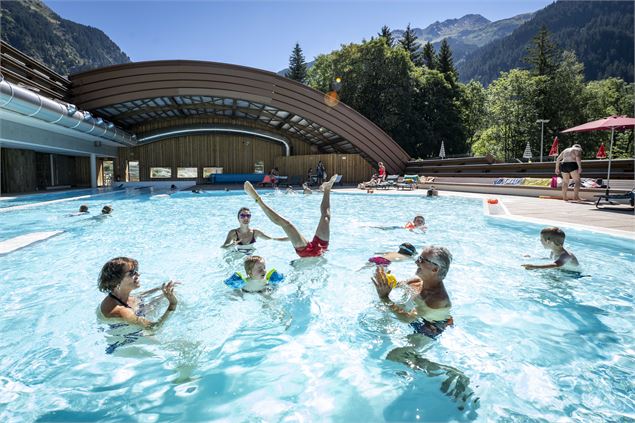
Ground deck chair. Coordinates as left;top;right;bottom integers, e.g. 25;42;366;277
377;174;398;189
334;174;343;186
396;174;418;190
595;189;635;209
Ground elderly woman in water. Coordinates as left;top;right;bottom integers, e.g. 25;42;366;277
98;257;178;328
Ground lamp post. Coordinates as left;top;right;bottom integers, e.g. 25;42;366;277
536;119;550;162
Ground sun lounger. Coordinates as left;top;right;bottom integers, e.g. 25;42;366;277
396;174;418;190
377;175;399;189
595;189;635;209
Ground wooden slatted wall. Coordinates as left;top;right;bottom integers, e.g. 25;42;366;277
274;154;374;183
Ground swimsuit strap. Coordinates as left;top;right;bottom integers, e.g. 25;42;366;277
109;292;131;308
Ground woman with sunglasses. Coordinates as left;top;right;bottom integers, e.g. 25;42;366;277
222;207;289;253
98;257;178;328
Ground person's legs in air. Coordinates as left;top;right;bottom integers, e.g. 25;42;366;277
314;175;338;242
244;182;308;248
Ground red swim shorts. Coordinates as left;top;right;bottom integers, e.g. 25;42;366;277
295;235;329;258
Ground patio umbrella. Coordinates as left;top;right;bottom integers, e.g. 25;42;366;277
522;141;533;160
548;136;559;157
596;143;607;159
561;115;635;196
439;140;446;159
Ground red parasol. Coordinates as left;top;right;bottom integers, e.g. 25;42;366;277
596;143;607;159
561;115;635;196
548;136;559;157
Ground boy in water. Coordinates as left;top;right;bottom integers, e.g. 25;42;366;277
225;255;284;292
522;227;579;270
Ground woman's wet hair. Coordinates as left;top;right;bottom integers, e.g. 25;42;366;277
98;257;138;292
237;207;250;218
398;242;417;256
79;204;89;212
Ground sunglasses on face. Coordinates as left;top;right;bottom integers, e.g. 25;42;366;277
127;269;140;278
416;256;438;267
239;213;252;219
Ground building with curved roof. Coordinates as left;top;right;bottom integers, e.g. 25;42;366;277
1;41;410;193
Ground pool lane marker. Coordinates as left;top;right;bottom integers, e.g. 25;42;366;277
0;231;63;255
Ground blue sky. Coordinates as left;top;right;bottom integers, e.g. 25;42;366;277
44;0;554;72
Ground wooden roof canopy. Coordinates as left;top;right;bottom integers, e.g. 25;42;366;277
69;61;410;174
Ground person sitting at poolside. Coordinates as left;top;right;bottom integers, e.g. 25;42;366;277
302;183;313;195
244;174;338;258
98;257;178;328
221;207;289;253
522;227;579;271
372;245;453;344
366;243;418;268
358;174;380;190
224;255;284;293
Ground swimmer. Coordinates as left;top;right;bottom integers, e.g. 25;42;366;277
302;183;313;195
244;174;338;258
522;227;579;271
69;204;89;216
221;207;288;252
366;243;418;268
405;215;426;230
285;185;296;194
373;245;453;345
98;257;178;328
102;205;113;215
426;186;439;197
224;255;284;293
371;216;426;231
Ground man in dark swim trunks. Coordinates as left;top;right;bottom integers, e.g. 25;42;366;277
372;245;454;345
555;144;583;201
244;175;338;258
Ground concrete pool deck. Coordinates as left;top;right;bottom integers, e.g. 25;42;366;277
336;187;635;240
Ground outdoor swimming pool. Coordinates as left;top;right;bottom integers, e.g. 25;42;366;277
0;189;633;422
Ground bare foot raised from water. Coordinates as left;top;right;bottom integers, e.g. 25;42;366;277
322;174;338;192
244;181;261;202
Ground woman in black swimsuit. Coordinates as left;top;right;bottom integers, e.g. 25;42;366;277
221;207;288;252
98;257;178;328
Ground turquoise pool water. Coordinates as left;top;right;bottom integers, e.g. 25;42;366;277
0;190;633;422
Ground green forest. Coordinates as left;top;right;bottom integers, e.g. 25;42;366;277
294;26;633;161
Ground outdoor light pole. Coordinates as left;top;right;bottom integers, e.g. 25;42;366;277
536;119;550;162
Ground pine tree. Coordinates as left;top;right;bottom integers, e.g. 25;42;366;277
378;25;394;47
399;23;422;66
437;39;457;83
524;25;558;76
287;42;307;83
422;41;436;70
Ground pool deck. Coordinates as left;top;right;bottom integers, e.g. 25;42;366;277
336;187;635;240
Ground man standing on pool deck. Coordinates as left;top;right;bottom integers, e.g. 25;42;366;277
244;174;338;258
